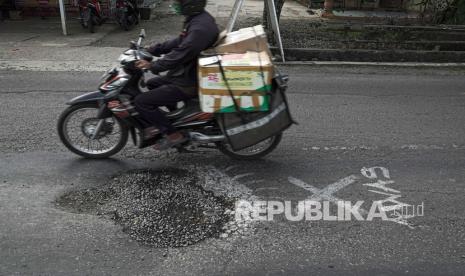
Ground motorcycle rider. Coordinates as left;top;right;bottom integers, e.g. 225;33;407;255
134;0;219;151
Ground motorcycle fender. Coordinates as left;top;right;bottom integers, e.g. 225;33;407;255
66;91;104;105
97;104;113;119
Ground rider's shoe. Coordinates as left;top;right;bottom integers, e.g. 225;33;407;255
143;127;160;140
153;132;188;151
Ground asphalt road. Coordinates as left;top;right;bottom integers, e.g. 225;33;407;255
1;66;465;275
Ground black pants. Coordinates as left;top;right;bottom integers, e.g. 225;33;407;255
134;77;193;134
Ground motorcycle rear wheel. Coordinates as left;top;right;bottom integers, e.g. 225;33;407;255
57;103;128;159
216;133;282;160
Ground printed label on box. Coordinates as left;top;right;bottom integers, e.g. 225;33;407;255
201;71;270;91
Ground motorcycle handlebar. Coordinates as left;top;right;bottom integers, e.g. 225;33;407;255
134;29;146;60
136;29;145;48
131;30;155;74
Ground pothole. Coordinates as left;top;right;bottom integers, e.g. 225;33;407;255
55;168;235;247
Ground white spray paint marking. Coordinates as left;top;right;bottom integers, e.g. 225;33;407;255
302;144;465;152
362;180;399;194
224;165;240;172
400;144;446;150
243;179;266;185
198;165;256;200
303;145;379;151
254;187;280;192
41;43;68;47
195;165;261;239
288;175;369;215
361;167;415;229
361;167;391;179
289;175;358;201
369;190;414;228
288;167;418;228
360;167;400;194
232;173;255;181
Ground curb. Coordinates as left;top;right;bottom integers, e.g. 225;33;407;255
271;48;465;63
275;61;465;68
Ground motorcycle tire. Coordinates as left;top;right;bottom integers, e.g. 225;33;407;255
57;103;129;159
216;133;282;160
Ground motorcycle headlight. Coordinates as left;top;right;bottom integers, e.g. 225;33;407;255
105;78;127;90
118;53;136;64
99;75;129;94
100;67;117;82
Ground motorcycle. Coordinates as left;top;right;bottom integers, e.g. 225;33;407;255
78;0;106;33
57;30;285;160
115;0;139;31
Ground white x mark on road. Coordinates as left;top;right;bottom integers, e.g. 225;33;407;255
288;167;416;228
288;175;369;215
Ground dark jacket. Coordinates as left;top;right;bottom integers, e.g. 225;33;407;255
146;11;219;88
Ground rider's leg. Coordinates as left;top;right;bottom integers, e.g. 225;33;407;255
134;84;191;136
145;77;178;111
146;76;171;90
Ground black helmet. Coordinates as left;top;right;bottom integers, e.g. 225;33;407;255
177;0;206;16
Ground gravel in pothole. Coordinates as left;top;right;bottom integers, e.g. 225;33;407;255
55;168;233;247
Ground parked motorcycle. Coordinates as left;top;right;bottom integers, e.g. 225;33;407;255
115;0;139;31
78;0;106;33
57;30;285;160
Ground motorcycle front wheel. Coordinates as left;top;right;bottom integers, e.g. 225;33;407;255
216;133;282;160
57;103;128;159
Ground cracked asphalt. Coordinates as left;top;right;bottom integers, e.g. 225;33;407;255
1;65;465;275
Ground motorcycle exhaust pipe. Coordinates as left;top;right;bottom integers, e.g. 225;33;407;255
188;132;225;143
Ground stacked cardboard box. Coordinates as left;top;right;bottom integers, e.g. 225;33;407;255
198;25;274;113
214;25;271;56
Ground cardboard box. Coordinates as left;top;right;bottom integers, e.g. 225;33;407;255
214;25;271;56
198;51;274;113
